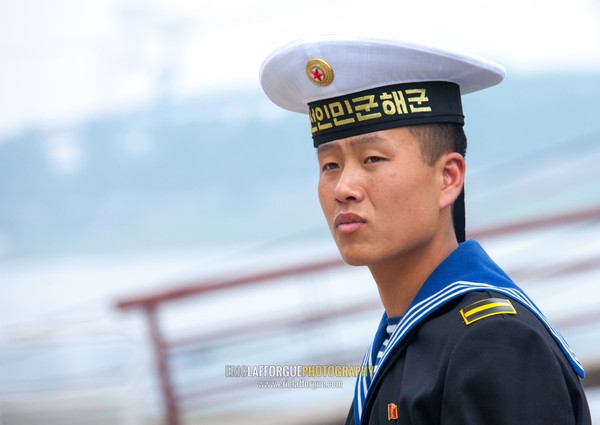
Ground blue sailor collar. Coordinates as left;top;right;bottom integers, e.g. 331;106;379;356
353;240;584;425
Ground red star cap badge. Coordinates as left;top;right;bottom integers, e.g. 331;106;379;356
306;58;334;87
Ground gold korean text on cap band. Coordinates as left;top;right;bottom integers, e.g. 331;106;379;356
308;81;464;147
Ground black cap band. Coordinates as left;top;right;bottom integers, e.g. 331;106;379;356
308;81;464;147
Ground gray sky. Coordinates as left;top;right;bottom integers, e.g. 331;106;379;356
1;0;599;136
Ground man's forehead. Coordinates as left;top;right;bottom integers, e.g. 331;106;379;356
316;129;408;154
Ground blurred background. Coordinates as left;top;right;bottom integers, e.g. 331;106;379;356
1;0;599;424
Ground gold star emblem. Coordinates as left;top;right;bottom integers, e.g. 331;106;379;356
306;58;334;87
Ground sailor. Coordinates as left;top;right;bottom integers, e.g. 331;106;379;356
260;36;591;424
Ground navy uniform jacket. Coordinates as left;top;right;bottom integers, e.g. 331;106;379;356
345;240;591;425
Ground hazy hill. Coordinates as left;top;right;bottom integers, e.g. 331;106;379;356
0;73;599;258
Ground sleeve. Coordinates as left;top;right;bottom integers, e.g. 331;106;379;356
441;315;577;425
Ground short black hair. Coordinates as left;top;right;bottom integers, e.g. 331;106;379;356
408;123;467;166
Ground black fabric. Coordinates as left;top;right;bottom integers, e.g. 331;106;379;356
453;186;466;243
345;291;591;425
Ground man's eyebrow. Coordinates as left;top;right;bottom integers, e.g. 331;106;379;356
316;141;340;155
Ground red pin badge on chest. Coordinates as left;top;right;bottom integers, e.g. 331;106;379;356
387;402;398;421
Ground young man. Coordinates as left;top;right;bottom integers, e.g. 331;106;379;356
260;36;591;424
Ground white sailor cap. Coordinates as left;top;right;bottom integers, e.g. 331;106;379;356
260;35;505;147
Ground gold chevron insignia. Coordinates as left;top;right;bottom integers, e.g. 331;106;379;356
460;298;517;325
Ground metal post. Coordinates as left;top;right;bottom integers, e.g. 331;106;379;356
144;305;180;425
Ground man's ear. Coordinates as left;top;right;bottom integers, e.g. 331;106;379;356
439;152;466;209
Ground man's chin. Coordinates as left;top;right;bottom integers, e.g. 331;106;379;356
337;247;371;267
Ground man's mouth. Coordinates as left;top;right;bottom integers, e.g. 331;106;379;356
334;213;366;234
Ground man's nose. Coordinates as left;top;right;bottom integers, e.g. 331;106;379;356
334;167;365;203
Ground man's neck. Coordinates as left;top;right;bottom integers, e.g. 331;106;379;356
369;231;458;318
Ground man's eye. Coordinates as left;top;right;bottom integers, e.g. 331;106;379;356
364;156;385;164
321;162;339;172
